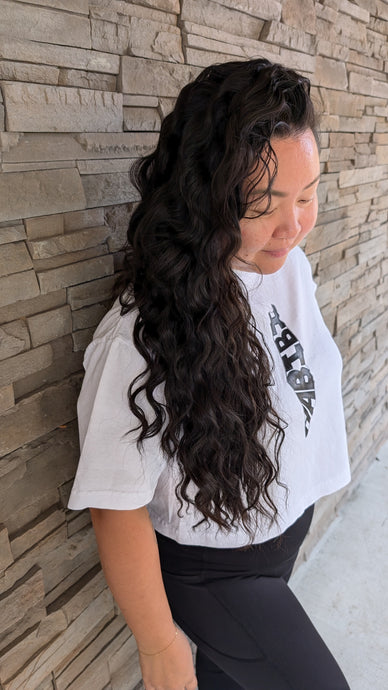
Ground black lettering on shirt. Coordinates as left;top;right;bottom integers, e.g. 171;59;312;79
269;305;316;437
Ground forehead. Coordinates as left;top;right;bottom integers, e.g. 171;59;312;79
245;130;320;199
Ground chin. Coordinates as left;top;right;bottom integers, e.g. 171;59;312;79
257;252;289;274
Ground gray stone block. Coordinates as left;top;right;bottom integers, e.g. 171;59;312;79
28;226;109;260
0;375;81;456
27;306;72;348
37;255;114;294
67;275;116;310
0;320;31;361
281;0;317;34
0;0;91;48
0;270;40;308
120;56;199;97
58;69;116;92
0;385;14;413
0;168;86;223
181;0;264;39
2;82;123;133
0;61;59;85
0;242;33;277
82;172;138;207
123;107;161;132
129;17;184;63
0;37;120;74
0;224;27;245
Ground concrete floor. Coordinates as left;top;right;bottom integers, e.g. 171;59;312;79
290;442;388;690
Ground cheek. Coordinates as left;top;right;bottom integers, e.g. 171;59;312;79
239;219;273;250
302;201;318;234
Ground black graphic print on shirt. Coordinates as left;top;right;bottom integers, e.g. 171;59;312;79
269;304;316;437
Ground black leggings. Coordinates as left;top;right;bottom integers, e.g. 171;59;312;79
156;506;350;690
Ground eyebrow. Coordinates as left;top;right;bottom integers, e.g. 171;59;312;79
269;173;321;198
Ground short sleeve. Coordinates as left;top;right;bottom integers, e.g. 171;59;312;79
68;336;166;510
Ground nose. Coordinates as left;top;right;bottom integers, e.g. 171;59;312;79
273;208;301;240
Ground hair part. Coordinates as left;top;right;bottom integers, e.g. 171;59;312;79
118;58;318;537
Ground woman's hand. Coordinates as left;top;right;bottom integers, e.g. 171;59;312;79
139;628;198;690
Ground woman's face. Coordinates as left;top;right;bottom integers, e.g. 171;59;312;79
234;129;320;274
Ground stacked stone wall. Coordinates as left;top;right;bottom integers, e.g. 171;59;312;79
0;1;387;688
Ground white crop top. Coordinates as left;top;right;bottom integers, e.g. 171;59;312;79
68;247;351;547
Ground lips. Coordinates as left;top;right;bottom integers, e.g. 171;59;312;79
263;248;290;258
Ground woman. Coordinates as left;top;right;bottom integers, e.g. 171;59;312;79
69;59;351;689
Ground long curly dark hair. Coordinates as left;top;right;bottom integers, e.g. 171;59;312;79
118;58;318;535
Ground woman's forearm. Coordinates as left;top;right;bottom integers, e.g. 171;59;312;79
90;506;176;652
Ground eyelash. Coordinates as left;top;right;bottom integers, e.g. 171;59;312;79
261;198;314;215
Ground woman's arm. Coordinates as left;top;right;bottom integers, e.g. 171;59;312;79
90;506;197;689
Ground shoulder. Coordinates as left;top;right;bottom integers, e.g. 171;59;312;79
83;298;139;370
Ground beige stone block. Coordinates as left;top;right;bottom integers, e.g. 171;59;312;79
25;215;64;241
313;56;348;89
320;89;364;117
72;327;95;352
10;0;89;12
0;223;26;245
0;289;65;325
260;20;315;53
82;172;138;208
0;0;90;48
11;508;66;560
123;106;161;132
2;161;76;174
54;616;127;689
27;306;72;347
90;18;130;54
0;60;59;85
76;132;158;159
0;168;86;223
13;335;83;399
182;20;279;56
59;570;106;626
64;208;105;231
0;37;119;74
58;69;116;92
72;303;108;331
37;255;114;294
0;524;13;572
316;38;349;61
336;291;374;329
0;320;30;361
279;48;315;73
280;0;316;33
0;375;80;457
358;236;386;264
0;343;52;388
0;242;32;277
329;133;355;147
28;226;109;260
67;275;116;310
34;245;108;273
337;0;370;22
0;565;45;636
376;146;388;164
0;270;40;308
105;203;131;252
120;56;198;97
6;590;114;690
129;17;184;63
3;82;123;133
0;384;14;412
339;165;387;188
0;611;67;684
123;94;159;107
77;159;133;174
337;116;376;133
180;0;264;39
212;0;281;20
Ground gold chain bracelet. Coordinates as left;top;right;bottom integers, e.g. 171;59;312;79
138;627;179;656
